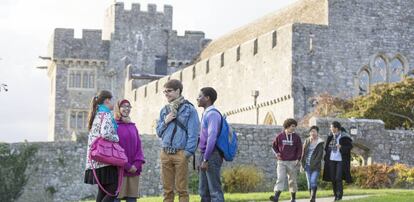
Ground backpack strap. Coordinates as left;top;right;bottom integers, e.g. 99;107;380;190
208;108;223;137
162;100;192;146
207;108;225;158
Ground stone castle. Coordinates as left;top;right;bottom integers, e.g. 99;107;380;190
43;2;209;141
17;1;414;200
42;0;414;139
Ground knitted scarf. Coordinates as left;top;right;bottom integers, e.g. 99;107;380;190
167;96;185;116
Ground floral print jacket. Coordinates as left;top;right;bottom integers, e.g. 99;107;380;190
85;112;119;170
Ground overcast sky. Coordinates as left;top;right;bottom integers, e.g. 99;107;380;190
0;0;298;143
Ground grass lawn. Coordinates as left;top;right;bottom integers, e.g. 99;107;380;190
346;189;414;202
84;189;414;202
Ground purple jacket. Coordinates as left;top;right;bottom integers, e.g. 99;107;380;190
198;106;221;161
116;120;145;176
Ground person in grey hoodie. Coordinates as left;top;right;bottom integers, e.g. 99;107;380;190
301;126;324;202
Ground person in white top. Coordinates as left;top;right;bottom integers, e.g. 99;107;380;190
322;121;353;201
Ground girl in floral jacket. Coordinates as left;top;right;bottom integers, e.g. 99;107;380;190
84;90;120;202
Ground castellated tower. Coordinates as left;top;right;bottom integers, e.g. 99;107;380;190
44;2;209;141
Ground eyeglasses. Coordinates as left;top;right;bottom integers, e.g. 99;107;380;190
163;89;175;94
120;106;132;109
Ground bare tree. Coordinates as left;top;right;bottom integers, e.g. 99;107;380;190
0;83;8;92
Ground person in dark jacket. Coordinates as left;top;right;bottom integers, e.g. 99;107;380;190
270;118;302;202
322;122;353;201
301;126;324;202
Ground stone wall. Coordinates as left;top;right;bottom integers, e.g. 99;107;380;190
13;118;414;201
128;23;296;134
291;0;414;118
128;0;414;135
310;117;414;166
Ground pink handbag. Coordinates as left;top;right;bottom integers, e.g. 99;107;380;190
90;137;128;166
88;113;127;196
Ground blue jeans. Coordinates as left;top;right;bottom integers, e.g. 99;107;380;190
114;197;136;202
305;165;320;190
199;149;224;202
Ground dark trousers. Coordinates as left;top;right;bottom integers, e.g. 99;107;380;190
96;183;117;202
328;161;343;198
199;150;225;202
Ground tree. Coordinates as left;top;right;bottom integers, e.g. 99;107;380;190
342;78;414;129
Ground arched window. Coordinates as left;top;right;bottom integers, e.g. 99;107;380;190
389;58;404;82
371;56;387;84
358;70;370;95
263;112;276;125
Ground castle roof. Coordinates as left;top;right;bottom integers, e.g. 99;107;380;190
198;0;328;60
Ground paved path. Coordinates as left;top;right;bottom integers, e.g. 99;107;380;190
281;195;369;202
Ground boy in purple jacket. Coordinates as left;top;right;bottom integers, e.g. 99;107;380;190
197;87;225;202
270;118;302;202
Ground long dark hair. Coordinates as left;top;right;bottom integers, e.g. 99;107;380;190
87;90;113;131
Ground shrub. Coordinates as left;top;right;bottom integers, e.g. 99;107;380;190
222;165;264;193
297;172;309;191
351;164;393;188
188;172;199;194
390;163;414;188
0;143;38;201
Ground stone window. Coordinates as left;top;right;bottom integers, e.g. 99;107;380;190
358;53;408;95
69;110;88;131
192;66;196;79
220;53;225;67
371;56;387;84
236;46;241;61
68;69;95;90
253;39;258;55
358;69;370;95
206;60;210;73
389;58;404;83
272;31;277;48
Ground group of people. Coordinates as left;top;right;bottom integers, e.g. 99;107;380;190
82;78;353;202
271;119;353;202
84;79;226;202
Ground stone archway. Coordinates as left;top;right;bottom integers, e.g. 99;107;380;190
263;112;276;125
351;142;371;166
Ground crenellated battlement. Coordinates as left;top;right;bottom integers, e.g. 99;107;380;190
169;30;206;38
50;28;109;60
114;2;173;18
134;26;287;102
52;28;104;43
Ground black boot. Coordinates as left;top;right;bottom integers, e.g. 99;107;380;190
310;187;317;202
291;192;296;202
269;191;281;202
